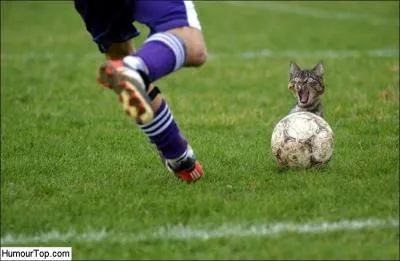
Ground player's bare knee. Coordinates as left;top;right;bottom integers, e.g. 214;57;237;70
168;26;207;67
187;45;207;67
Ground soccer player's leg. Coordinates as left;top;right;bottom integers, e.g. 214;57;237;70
74;0;206;182
100;39;204;183
121;1;207;182
150;26;206;182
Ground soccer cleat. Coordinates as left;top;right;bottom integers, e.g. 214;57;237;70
166;158;204;183
97;60;154;124
159;149;204;183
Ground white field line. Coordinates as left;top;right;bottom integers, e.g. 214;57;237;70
1;217;398;244
224;1;399;26
1;48;398;63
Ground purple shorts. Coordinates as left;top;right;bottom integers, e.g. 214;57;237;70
74;0;202;53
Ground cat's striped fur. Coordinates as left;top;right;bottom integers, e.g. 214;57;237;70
288;61;325;118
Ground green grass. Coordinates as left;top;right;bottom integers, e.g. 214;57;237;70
1;1;399;260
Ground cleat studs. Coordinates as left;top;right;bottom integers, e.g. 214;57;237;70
120;91;130;104
129;98;138;106
105;67;113;76
130;92;138;100
137;104;145;113
140;113;154;124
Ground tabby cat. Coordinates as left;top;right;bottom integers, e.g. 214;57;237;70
288;61;325;118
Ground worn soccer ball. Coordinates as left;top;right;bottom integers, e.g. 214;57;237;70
271;112;334;168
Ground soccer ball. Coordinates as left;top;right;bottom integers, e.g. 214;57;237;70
271;112;334;168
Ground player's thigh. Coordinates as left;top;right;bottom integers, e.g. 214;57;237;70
133;0;207;67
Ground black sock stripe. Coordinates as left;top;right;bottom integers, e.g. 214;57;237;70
148;86;161;101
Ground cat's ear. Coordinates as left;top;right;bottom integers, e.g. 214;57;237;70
290;61;301;76
312;61;324;77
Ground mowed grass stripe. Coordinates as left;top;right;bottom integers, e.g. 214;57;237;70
223;1;399;26
1;48;399;62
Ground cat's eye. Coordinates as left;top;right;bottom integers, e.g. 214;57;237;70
307;78;315;83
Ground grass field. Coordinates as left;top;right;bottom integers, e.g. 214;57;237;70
1;1;399;260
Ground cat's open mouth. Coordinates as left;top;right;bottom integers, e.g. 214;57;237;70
298;88;309;104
